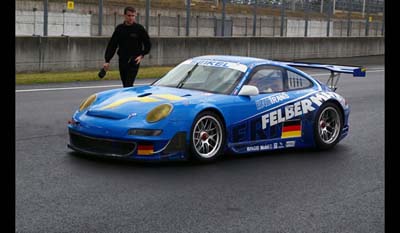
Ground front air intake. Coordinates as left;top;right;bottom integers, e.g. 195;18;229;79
68;130;136;156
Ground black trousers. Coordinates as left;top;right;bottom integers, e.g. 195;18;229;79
118;58;140;88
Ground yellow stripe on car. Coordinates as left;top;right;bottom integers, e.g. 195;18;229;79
100;94;185;110
101;97;160;109
152;94;185;101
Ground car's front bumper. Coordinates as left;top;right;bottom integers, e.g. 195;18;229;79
68;128;188;161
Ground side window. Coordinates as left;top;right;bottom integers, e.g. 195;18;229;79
247;68;284;93
287;70;313;90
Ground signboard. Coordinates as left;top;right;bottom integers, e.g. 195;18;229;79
67;1;74;10
368;16;373;22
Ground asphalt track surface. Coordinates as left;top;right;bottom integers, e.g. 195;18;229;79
16;56;384;233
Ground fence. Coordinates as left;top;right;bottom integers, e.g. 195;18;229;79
15;0;384;37
230;0;384;14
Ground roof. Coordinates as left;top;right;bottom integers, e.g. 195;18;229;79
192;55;276;66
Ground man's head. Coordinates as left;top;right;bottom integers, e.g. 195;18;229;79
124;7;136;25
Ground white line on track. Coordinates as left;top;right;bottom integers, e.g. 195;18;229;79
16;69;384;93
16;84;148;93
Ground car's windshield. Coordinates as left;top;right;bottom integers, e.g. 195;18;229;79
152;63;244;94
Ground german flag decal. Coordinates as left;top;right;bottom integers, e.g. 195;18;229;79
137;144;154;155
281;120;302;139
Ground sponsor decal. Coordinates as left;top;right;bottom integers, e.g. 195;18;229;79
231;91;341;143
286;141;296;147
137;144;154;155
245;141;290;152
246;146;260;152
256;93;290;110
260;144;271;150
67;1;74;10
183;59;248;72
127;112;137;119
261;92;336;129
334;94;346;107
281;120;302;138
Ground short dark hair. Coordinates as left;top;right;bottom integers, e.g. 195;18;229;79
124;7;136;15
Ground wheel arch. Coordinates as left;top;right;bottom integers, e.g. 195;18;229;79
195;107;227;131
312;99;345;149
320;99;345;125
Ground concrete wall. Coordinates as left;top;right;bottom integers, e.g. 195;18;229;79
16;10;92;36
232;16;286;37
16;36;384;73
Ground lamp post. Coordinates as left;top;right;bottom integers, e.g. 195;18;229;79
333;0;336;15
280;0;285;37
186;0;190;36
98;0;103;36
252;0;257;36
362;0;366;17
43;0;48;36
320;0;324;13
347;0;352;37
365;0;370;36
305;0;309;37
33;8;37;36
221;0;226;37
146;0;150;31
62;9;66;36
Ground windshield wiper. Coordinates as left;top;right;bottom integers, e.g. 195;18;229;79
176;63;198;88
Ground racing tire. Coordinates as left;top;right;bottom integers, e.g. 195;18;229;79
314;102;343;150
189;111;226;162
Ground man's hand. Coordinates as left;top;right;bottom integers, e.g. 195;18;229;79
134;55;144;64
103;63;110;71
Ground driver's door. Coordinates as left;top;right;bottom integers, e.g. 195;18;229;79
229;65;291;152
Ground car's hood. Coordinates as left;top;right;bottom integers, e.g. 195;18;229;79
86;85;215;119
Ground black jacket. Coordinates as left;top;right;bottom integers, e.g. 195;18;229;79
104;23;151;62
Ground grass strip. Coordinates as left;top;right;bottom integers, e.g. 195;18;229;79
16;66;174;85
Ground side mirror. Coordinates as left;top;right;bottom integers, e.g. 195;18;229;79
238;85;259;96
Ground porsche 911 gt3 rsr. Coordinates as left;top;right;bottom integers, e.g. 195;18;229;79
67;55;365;162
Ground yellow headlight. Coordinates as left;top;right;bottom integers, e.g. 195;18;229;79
146;104;173;123
79;94;97;111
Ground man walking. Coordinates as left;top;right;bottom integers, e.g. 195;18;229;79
103;7;151;87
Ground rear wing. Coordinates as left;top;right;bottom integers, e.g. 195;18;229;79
282;62;366;91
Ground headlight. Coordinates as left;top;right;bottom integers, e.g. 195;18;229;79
79;94;97;111
146;104;173;123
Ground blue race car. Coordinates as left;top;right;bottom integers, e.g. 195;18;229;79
68;55;366;162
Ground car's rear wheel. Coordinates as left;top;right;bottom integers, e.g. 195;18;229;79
190;111;225;162
314;102;343;149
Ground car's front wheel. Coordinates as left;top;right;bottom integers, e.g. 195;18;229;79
190;111;225;162
314;102;343;149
